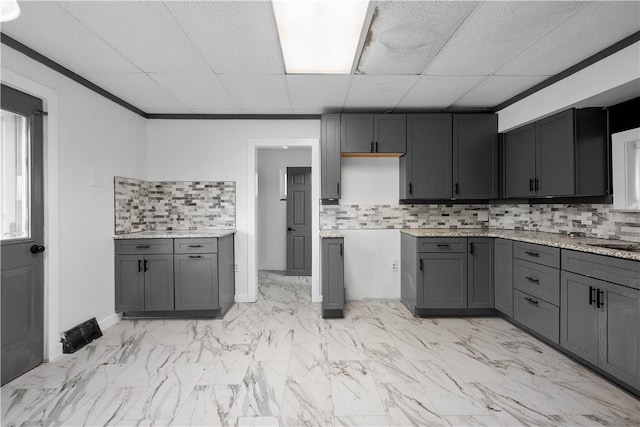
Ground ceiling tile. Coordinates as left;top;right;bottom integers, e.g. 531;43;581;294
59;1;211;74
396;75;487;109
497;2;640;76
83;73;186;111
217;74;291;110
344;75;419;109
165;1;284;74
286;75;352;112
425;2;585;75
451;75;549;108
357;1;477;75
149;73;240;111
1;2;139;74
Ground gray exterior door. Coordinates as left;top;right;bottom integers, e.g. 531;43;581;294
286;167;312;276
453;114;498;199
494;239;514;316
504;123;536;198
1;85;45;386
536;109;575;196
418;252;467;309
467;238;494;308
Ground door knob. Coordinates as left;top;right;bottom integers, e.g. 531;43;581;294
287;227;295;232
30;244;46;254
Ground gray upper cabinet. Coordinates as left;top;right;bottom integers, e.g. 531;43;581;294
503;108;608;199
341;114;406;154
322;237;344;318
494;238;513;316
400;114;452;200
468;238;494;308
401;114;498;201
453;115;498;199
321;114;341;200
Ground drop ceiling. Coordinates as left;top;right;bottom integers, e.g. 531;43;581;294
2;1;639;115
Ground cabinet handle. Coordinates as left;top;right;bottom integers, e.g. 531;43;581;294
337;182;340;196
596;289;604;308
534;178;540;192
136;245;150;249
525;251;539;257
589;286;595;305
437;244;450;248
525;297;539;305
370;141;374;153
188;255;202;259
143;259;148;272
529;178;534;192
138;259;142;272
188;244;203;248
409;183;413;195
469;242;474;255
419;259;423;272
340;243;343;257
454;183;459;195
375;141;378;152
525;276;539;284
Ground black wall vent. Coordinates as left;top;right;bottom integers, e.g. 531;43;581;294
60;317;103;354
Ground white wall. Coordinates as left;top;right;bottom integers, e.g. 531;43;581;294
257;148;311;271
1;46;147;360
146;120;320;301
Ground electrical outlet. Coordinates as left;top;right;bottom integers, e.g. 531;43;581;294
391;260;398;272
234;263;239;272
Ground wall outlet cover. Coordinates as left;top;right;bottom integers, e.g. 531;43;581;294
477;211;489;222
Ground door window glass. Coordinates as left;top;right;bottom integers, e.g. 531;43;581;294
1;109;31;241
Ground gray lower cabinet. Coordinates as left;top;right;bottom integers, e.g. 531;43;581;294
321;114;341;200
401;235;494;314
115;235;235;316
494;238;513;316
561;256;640;390
322;237;344;318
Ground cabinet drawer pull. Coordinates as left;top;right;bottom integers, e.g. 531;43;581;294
419;259;423;272
370;141;374;153
188;255;203;259
143;259;148;272
375;141;378;152
469;242;474;255
525;251;539;257
409;182;413;195
589;286;595;305
525;276;539;284
436;244;450;248
188;244;203;248
534;178;540;192
135;245;150;249
138;259;142;273
525;297;539;305
340;244;343;257
454;183;459;195
337;182;340;196
529;178;534;192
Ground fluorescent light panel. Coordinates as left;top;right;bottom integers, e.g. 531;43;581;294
273;0;370;74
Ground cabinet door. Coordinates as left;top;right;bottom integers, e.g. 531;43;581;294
536;109;575;196
560;271;600;366
494;239;513;316
144;255;174;311
468;238;494;308
174;254;219;310
599;282;639;388
453;114;498;199
504;123;536;198
404;114;452;199
374;114;406;153
341;114;374;153
321;114;341;199
322;238;344;312
418;252;467;309
115;255;145;312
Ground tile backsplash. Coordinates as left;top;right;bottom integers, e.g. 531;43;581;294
490;203;640;243
320;204;490;230
115;177;235;234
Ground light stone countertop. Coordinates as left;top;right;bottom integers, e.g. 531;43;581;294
400;228;640;261
114;230;236;239
320;231;345;238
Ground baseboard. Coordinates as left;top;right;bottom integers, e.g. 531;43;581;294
234;294;253;303
98;312;121;332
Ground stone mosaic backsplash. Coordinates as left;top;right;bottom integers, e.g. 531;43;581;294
489;203;640;243
114;177;235;234
320;204;490;230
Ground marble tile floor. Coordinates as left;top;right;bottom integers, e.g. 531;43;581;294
2;270;638;426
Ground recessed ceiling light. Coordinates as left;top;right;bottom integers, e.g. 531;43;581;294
272;0;370;74
0;0;20;22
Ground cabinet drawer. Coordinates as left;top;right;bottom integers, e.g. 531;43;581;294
417;238;467;253
514;259;559;306
514;241;559;268
562;250;640;290
514;289;559;344
174;238;218;254
115;239;173;255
